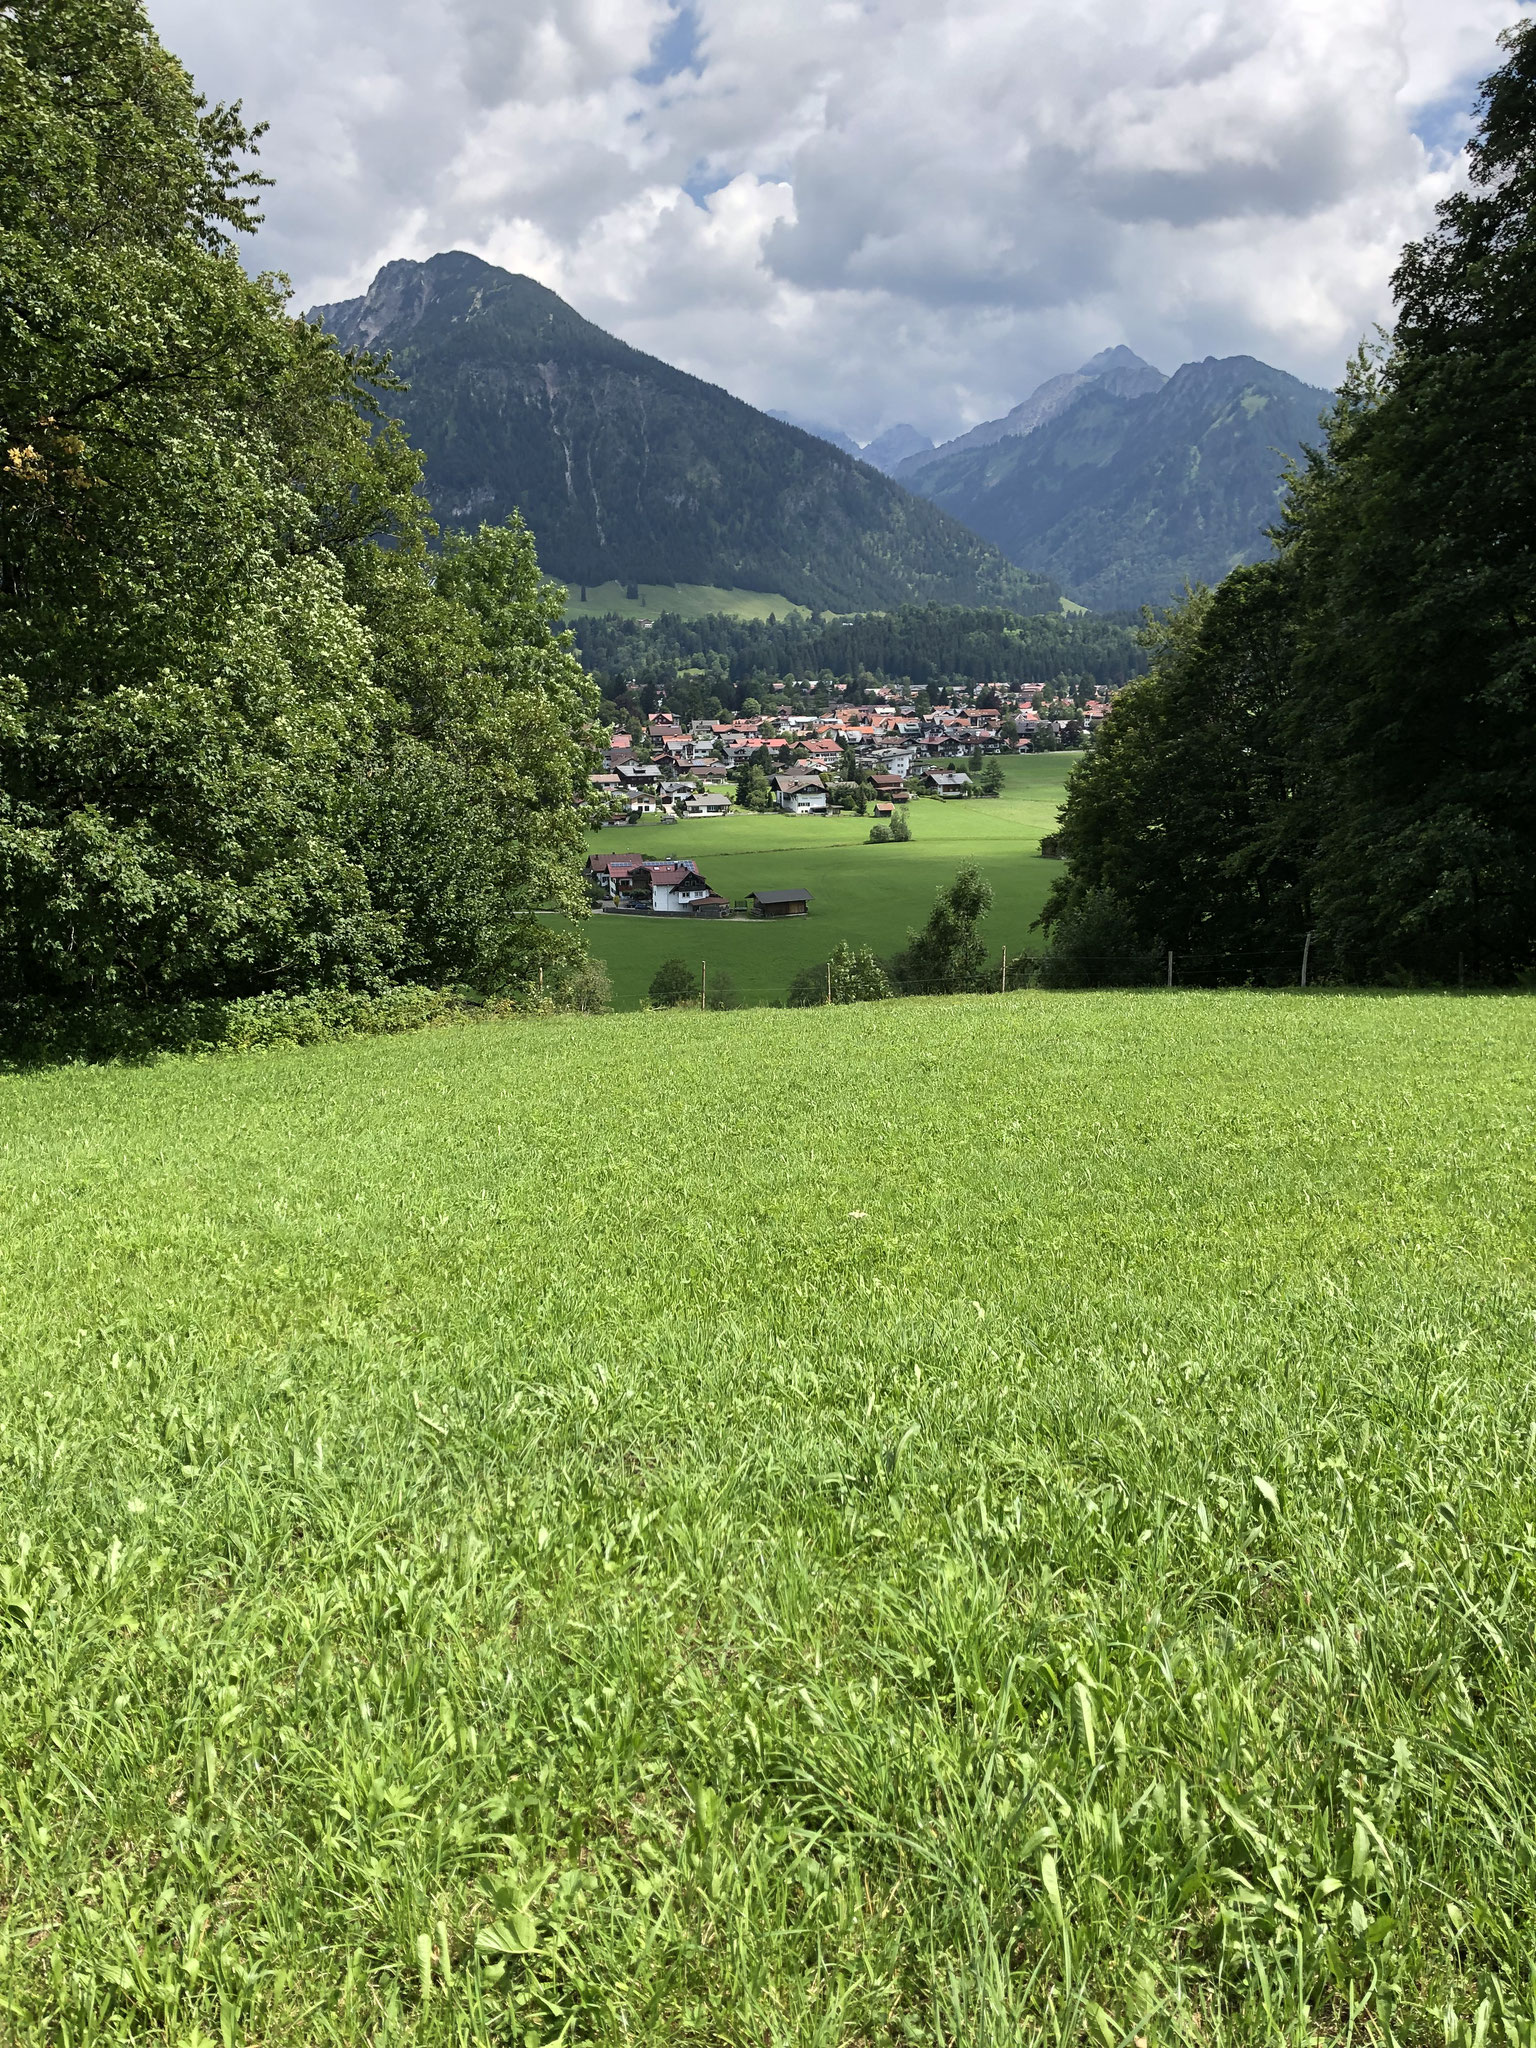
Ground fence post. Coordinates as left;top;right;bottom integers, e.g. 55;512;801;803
826;960;832;1007
1301;930;1312;989
1001;945;1008;994
701;959;707;1012
1166;950;1174;989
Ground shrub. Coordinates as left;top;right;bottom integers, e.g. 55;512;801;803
890;809;912;842
1037;889;1163;988
890;864;994;994
648;958;699;1007
868;822;893;843
786;942;891;1006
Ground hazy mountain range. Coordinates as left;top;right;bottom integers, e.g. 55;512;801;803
785;347;1331;608
308;254;1056;615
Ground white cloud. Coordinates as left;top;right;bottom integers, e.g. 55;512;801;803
147;0;1529;440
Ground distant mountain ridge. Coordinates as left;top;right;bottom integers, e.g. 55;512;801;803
899;347;1169;476
308;254;1057;616
900;353;1330;609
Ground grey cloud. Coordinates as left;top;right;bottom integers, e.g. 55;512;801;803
145;0;1525;439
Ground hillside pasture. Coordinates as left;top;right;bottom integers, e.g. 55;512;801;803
1;992;1533;2043
581;752;1072;1005
558;584;810;622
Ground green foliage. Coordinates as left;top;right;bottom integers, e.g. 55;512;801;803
734;764;772;813
575;602;1146;710
786;940;891;1005
312;254;1058;615
1039;20;1536;985
977;758;1006;797
868;821;893;843
1;994;1534;2041
1273;20;1536;982
890;862;994;993
1041;569;1308;979
648;957;699;1007
701;967;738;1011
1038;889;1163;988
0;3;601;1022
889;807;912;841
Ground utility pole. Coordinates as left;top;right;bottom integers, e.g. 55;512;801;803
1301;931;1312;989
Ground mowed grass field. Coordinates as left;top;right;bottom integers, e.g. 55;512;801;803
580;754;1072;1006
2;992;1534;2044
558;585;809;622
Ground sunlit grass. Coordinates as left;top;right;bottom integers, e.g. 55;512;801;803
580;753;1073;1006
1;990;1532;2043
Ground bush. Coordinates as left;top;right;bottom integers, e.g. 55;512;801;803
890;864;994;994
786;942;892;1006
890;809;912;842
868;822;893;843
701;968;739;1011
648;958;699;1007
1037;889;1163;988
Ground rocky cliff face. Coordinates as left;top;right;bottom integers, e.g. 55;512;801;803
306;253;1058;615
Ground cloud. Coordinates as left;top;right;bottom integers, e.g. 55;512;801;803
146;0;1528;441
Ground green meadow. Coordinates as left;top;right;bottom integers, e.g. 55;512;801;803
581;753;1072;1005
558;585;810;622
2;991;1534;2044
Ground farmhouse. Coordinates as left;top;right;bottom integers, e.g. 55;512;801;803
868;772;909;802
771;774;828;815
683;791;732;818
924;770;974;798
617;861;721;914
749;889;813;918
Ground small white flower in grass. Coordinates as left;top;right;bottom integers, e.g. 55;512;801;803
847;1210;867;1218
126;1498;147;1515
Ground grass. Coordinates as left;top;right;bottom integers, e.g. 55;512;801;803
1;990;1534;2044
580;753;1073;1007
557;583;810;622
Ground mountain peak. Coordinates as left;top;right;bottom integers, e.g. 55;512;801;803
305;251;1057;615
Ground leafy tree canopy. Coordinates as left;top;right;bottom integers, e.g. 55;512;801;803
0;0;598;1018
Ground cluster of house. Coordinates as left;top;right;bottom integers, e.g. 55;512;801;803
589;696;1103;817
585;853;812;918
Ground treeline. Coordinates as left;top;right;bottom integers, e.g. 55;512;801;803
572;603;1145;713
1043;22;1536;988
0;1;600;1048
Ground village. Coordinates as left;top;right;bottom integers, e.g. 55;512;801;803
582;686;1108;918
587;686;1109;831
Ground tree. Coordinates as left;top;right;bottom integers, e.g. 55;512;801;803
648;957;698;1007
735;763;772;812
786;942;891;1005
1038;890;1162;988
0;0;601;1021
1275;20;1536;980
890;864;994;993
701;967;738;1010
977;759;1005;797
868;821;893;842
890;807;912;842
1038;570;1307;980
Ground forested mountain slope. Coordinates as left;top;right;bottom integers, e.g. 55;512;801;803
309;254;1057;615
905;356;1329;608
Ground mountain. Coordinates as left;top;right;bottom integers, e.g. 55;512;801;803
767;410;863;458
901;355;1330;609
308;253;1056;616
898;347;1168;476
861;424;934;474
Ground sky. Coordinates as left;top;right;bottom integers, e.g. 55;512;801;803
147;0;1527;445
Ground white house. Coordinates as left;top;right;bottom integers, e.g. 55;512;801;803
683;792;732;818
770;774;828;815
